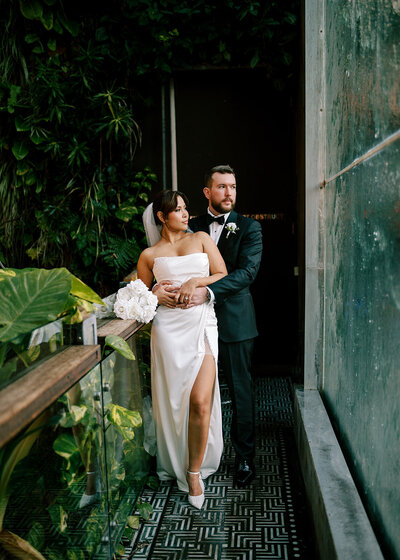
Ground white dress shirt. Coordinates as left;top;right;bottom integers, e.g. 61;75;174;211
206;210;230;303
207;210;230;244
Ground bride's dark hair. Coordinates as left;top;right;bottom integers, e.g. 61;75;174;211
152;190;189;225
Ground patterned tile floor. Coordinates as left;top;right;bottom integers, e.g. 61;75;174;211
122;377;318;560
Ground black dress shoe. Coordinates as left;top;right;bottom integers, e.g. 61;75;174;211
235;459;255;486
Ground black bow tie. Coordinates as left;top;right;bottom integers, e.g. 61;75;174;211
207;214;225;226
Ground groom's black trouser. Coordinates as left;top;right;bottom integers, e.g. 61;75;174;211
219;338;255;461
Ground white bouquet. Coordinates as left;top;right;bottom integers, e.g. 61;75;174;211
93;293;117;319
113;279;158;323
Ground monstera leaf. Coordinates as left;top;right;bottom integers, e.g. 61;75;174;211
0;268;71;342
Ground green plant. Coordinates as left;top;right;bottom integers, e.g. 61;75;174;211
103;334;135;361
0;267;103;342
0;266;104;390
51;386;148;558
0;1;157;293
0;0;298;295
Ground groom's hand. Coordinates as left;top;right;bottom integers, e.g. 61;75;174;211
180;287;207;307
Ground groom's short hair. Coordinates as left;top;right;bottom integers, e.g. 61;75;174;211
204;164;235;188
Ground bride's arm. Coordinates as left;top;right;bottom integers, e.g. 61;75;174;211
137;250;154;289
137;250;178;308
202;232;228;282
177;233;227;304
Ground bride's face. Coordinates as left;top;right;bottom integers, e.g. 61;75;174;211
165;195;189;231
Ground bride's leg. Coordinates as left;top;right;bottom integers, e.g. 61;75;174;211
187;353;216;496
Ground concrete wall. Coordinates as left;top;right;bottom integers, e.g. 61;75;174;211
305;1;400;557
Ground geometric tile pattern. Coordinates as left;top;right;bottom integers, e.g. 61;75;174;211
122;377;318;559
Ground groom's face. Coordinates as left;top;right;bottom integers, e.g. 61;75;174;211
203;172;237;215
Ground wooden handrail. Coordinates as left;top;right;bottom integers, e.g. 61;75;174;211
0;345;101;448
0;319;149;448
97;319;144;344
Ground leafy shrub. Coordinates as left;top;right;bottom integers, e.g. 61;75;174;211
0;0;298;294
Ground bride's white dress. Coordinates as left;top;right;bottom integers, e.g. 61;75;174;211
151;252;223;492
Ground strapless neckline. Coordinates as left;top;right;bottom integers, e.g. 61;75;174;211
154;252;207;262
152;252;209;285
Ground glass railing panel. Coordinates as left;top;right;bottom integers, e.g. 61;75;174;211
0;363;112;560
100;328;152;552
0;319;64;391
0;322;152;559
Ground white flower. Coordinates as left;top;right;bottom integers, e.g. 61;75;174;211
113;279;158;323
225;222;239;238
116;285;134;302
141;303;158;323
93;293;117;319
129;278;148;296
113;299;130;320
94;280;157;323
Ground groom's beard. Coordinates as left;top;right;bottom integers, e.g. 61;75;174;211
211;200;235;214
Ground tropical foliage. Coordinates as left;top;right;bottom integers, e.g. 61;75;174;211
0;266;105;390
0;1;158;294
0;267;103;340
0;0;298;294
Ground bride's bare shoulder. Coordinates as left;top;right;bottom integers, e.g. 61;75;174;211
192;230;211;242
185;231;213;250
139;246;156;262
192;230;216;249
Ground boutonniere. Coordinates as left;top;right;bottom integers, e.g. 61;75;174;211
225;222;239;238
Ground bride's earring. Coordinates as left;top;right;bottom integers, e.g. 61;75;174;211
186;470;205;510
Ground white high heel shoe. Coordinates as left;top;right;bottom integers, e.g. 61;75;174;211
186;470;205;510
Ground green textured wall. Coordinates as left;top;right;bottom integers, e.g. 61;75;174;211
325;1;400;176
321;1;400;558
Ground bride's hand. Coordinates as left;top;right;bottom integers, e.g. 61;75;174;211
176;278;198;305
156;283;180;308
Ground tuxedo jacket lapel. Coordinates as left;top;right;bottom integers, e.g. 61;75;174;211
190;211;238;256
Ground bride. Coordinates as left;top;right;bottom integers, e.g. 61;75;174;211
137;190;227;509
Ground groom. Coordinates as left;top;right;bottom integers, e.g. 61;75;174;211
189;164;263;485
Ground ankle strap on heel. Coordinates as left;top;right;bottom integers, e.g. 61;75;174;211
187;470;200;475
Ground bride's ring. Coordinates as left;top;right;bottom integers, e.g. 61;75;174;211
184;296;189;301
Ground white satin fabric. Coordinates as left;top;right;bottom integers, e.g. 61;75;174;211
151;252;223;491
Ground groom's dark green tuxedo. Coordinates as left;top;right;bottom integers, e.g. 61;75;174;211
189;210;263;462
